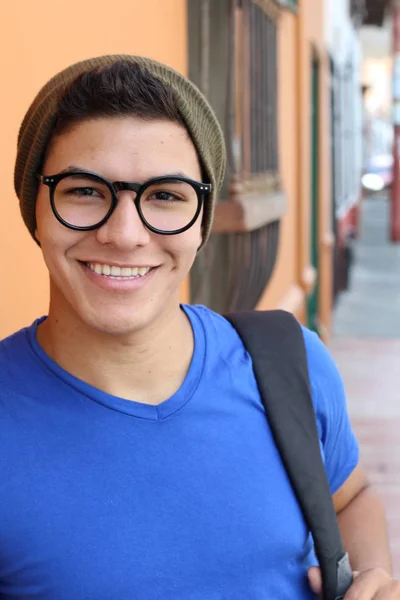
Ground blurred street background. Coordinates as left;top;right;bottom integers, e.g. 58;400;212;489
1;0;399;579
331;194;400;578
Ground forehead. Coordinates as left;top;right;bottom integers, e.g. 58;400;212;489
44;116;202;180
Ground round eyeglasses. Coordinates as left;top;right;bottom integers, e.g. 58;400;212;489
38;170;212;235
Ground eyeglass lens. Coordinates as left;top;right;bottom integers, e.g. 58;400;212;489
52;174;199;232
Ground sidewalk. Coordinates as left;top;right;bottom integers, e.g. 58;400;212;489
330;195;400;578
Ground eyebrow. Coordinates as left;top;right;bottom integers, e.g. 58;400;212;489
58;165;191;181
59;165;83;174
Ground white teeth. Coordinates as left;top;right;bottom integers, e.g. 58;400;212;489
86;263;151;278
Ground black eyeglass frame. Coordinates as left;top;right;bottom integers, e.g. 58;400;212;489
37;170;212;235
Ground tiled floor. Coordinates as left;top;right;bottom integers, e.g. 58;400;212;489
330;196;400;578
331;338;400;578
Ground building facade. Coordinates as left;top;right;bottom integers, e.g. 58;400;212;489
1;0;372;340
325;0;364;297
186;0;334;338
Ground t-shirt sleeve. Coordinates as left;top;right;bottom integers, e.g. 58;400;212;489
302;327;359;495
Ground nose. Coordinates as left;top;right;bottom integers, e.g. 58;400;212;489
96;191;151;250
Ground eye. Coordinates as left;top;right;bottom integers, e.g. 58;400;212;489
146;189;187;203
68;187;102;197
142;180;194;205
152;191;180;201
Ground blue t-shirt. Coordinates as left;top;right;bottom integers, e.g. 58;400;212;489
0;305;358;599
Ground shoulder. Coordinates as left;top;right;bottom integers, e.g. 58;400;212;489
300;325;347;421
301;326;359;488
184;304;234;330
0;327;28;364
0;323;39;393
184;304;244;345
301;326;343;391
183;304;251;372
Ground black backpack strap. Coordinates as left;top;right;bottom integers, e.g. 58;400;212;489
225;310;353;600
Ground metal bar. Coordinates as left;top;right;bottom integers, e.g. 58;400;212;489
227;0;239;175
263;11;270;172
262;9;268;172
242;0;252;176
250;1;257;173
257;3;264;173
266;14;273;172
271;22;278;171
200;0;210;98
269;16;277;172
255;9;260;173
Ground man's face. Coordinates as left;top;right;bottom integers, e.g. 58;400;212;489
35;116;204;335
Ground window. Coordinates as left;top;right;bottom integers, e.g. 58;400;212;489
213;0;285;234
331;57;363;217
188;0;285;312
248;2;279;174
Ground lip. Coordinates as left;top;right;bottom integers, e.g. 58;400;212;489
79;260;156;269
79;261;156;292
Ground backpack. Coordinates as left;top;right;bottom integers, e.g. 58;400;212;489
225;310;353;600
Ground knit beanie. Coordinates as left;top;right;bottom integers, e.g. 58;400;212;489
14;54;226;245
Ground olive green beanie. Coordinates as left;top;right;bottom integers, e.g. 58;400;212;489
14;54;226;244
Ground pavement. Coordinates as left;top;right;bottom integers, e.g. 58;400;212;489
330;194;400;578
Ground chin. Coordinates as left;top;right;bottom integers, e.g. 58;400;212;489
79;306;151;337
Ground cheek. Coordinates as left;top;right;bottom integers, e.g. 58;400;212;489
163;221;203;263
35;189;60;246
35;192;82;258
34;192;47;244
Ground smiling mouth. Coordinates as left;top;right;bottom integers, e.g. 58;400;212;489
81;262;154;280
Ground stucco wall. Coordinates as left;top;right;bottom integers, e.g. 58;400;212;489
258;0;333;335
256;10;299;313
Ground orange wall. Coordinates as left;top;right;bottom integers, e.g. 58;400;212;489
258;0;333;334
257;10;299;314
300;0;333;336
0;0;187;339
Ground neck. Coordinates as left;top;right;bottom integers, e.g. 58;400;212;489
36;299;194;405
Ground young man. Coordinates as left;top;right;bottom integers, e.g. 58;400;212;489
0;55;398;599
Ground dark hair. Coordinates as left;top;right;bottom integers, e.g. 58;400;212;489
53;60;185;135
